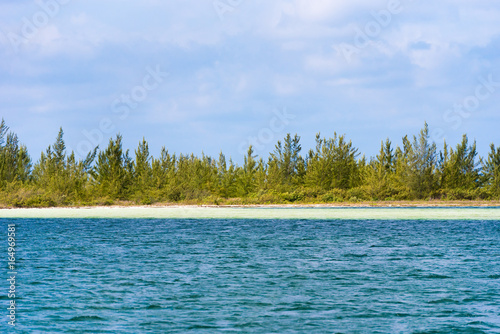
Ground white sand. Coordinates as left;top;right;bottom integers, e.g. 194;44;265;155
1;206;500;220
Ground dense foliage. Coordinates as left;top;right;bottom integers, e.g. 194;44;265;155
1;119;499;207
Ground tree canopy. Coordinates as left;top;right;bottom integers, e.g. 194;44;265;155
0;118;498;207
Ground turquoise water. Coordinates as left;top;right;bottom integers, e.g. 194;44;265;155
1;218;500;333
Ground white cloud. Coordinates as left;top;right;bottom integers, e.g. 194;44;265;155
2;0;500;159
292;0;386;22
304;53;353;74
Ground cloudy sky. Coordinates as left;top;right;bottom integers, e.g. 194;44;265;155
1;0;499;162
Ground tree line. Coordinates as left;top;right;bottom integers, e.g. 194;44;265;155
1;118;499;207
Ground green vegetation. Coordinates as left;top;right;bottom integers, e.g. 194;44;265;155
1;119;499;207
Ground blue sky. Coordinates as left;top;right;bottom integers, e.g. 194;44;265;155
1;0;499;163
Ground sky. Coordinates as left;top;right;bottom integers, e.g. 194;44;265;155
1;0;499;163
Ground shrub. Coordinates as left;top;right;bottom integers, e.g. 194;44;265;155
346;187;369;201
321;189;347;203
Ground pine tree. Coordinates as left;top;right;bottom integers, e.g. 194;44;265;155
151;147;173;191
0;118;8;147
305;133;359;191
31;128;97;203
53;127;66;170
483;144;500;197
239;146;257;195
409;123;437;198
439;134;480;198
269;133;303;190
1;119;500;206
0;132;31;185
367;139;395;199
133;138;153;196
92;134;132;199
0;119;32;186
217;152;239;198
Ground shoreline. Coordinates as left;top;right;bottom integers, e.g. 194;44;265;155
1;202;500;220
2;200;500;210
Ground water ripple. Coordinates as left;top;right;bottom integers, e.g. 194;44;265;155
1;218;499;333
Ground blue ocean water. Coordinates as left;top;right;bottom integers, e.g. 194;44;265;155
1;218;499;333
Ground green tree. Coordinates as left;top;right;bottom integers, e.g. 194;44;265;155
133;138;153;197
0;118;8;147
390;124;438;199
439;134;480;198
32;128;96;203
268;133;303;190
367;139;397;199
408;123;437;198
92;134;132;199
151;147;174;191
239;146;257;195
483;144;500;198
0;132;31;185
216;152;239;198
305;132;359;191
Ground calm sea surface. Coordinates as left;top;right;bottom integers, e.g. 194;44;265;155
1;218;499;333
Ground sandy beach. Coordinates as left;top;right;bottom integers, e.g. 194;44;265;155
1;203;500;220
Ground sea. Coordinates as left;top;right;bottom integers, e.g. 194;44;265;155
1;209;499;333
